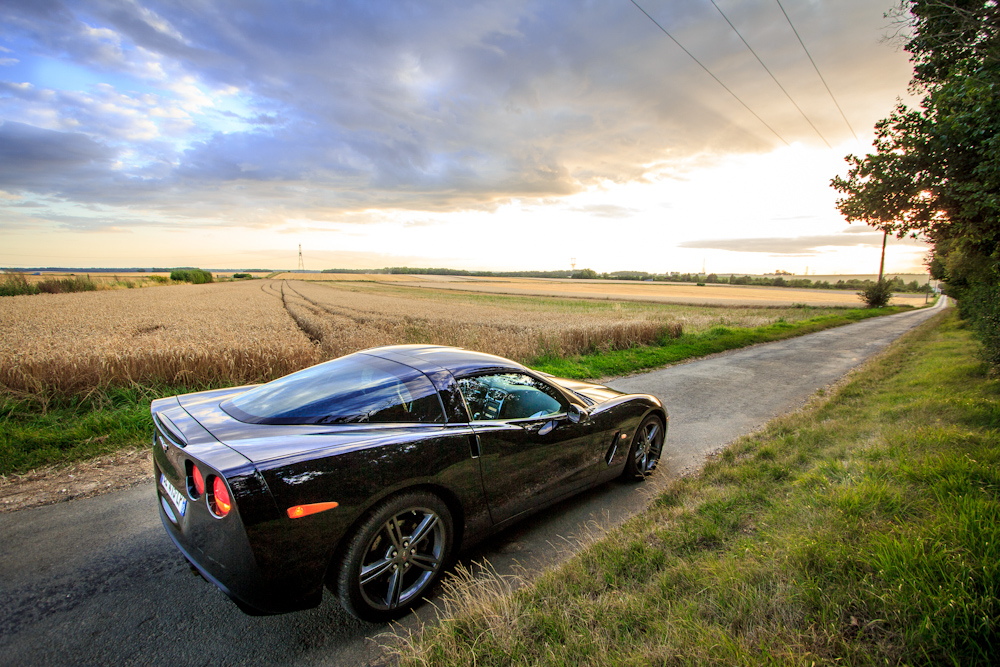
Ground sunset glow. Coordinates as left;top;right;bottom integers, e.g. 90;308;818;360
0;1;928;274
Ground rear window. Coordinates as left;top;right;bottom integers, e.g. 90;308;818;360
221;353;445;425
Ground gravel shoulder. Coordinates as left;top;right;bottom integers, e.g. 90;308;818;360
0;447;153;513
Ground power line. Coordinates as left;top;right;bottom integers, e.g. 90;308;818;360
708;0;832;148
775;0;859;141
628;0;790;146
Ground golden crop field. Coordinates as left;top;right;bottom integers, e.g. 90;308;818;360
0;281;318;396
1;278;862;397
272;273;929;308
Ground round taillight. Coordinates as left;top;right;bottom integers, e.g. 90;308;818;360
211;476;232;517
192;466;205;497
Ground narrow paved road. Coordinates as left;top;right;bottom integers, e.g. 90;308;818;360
0;299;946;667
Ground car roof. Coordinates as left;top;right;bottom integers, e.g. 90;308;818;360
361;344;526;377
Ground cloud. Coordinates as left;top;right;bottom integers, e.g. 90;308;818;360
679;230;929;255
569;204;640;218
0;121;116;187
0;0;915;231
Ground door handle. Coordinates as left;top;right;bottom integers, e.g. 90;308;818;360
537;420;557;436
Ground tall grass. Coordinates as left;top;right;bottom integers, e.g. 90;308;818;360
0;272;176;296
0;386;161;474
1;272;98;296
397;310;999;666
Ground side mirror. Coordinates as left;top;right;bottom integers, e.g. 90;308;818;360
567;404;590;424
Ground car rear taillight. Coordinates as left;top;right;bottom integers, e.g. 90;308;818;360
209;476;231;517
188;464;205;498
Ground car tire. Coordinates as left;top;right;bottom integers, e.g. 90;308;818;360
622;414;664;481
336;491;453;622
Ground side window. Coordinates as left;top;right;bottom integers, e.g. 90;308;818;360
365;376;444;424
224;354;445;425
459;373;566;422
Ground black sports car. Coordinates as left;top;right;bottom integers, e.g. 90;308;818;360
152;344;666;621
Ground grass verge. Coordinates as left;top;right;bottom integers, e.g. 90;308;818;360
531;305;914;379
0;386;183;476
397;310;999;666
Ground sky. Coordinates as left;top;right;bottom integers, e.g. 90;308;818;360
0;0;931;274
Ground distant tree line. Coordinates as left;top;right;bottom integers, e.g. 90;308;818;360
323;267;575;279
314;266;930;293
569;269;930;293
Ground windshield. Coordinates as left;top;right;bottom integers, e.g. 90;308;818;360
221;353;445;425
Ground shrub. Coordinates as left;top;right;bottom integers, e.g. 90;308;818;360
957;278;1000;368
0;273;38;297
36;275;97;294
859;279;893;308
232;273;252;279
170;269;214;284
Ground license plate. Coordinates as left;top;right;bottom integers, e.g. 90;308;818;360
161;473;187;517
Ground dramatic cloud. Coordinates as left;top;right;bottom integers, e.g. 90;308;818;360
0;0;920;272
0;120;116;187
1;0;911;218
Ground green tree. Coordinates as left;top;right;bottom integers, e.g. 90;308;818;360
832;0;999;365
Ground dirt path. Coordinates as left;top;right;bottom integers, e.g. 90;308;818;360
0;447;153;513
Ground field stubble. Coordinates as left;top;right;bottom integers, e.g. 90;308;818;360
2;279;838;398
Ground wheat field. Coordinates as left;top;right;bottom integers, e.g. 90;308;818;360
1;279;840;397
0;281;318;396
271;272;929;308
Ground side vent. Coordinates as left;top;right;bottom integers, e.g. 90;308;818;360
604;430;622;465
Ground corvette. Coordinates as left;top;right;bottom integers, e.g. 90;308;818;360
152;344;667;621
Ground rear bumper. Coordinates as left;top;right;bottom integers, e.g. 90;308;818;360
152;410;327;615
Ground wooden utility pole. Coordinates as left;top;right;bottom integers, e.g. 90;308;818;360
878;230;887;282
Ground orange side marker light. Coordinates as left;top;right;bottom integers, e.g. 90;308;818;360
287;502;339;519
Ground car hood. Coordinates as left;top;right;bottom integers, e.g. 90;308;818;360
175;386;455;465
546;376;624;404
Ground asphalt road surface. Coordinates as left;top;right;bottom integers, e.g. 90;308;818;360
0;299;946;667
